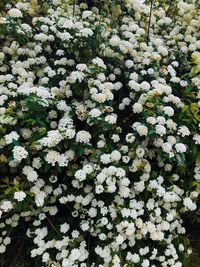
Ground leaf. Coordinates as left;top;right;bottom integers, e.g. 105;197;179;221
5;187;13;195
29;129;46;142
196;152;200;165
12;140;20;146
149;130;155;135
192;144;198;158
20;118;36;127
56;164;62;173
176;154;186;166
182;105;189;113
191;181;200;192
44;164;51;173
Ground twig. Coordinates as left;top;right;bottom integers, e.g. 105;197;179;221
147;0;154;45
166;1;173;17
73;0;76;17
46;215;60;235
11;239;24;267
87;233;91;266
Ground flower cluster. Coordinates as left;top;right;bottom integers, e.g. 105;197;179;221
0;0;199;266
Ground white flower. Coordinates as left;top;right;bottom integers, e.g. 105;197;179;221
183;197;197;211
75;169;86;181
0;200;13;212
111;134;120;142
82;10;93;18
141;81;150;91
134;181;145;192
136;125;148;136
116;168;126;177
97;140;106;148
167;136;176;145
35;191;46;207
12;146;28;162
92;57;106;69
156;116;166;125
100;154;111;164
158;46;168;56
95;185;104;194
42;252;50;263
166;213;174;222
5;131;19;144
8;8;23;18
65;128;76;139
60;223;70;233
0;245;6;254
83;164;93;174
110;150;121;162
105;115;117;124
126;133;135;143
40;130;62;147
146;117;156;125
178;126;190;137
132;254;140;263
80;28;94;37
23;166;38;182
155;125;166;136
45;150;60;166
129;80;140;91
125;60;134;68
0;52;4;61
89;108;102;118
141;259;150;267
136;147;145;158
59;32;72;41
93;93;107;103
116;234;124;245
14;191;26;201
32;158;42;169
132;103;143;113
179;244;184;252
88;207;97;217
162;142;172;154
110;35;120;46
163;106;174;116
175;143;187;153
21;128;32;139
45;150;68;167
53;0;62;5
76;131;91;143
58;153;68;167
193;134;200;144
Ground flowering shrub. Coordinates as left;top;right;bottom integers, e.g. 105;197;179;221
0;0;200;266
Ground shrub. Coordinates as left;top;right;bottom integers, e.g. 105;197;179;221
0;0;200;266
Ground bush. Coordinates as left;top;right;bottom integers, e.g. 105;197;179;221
0;0;200;266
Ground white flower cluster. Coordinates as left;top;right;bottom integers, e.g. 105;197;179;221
0;0;199;266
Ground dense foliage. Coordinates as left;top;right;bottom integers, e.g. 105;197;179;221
0;0;200;266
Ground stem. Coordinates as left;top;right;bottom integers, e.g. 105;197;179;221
166;1;173;17
147;0;154;45
46;215;60;235
73;0;76;17
87;233;91;266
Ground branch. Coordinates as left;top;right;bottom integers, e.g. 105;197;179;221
73;0;76;17
147;0;154;45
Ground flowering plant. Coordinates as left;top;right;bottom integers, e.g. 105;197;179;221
0;0;200;266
